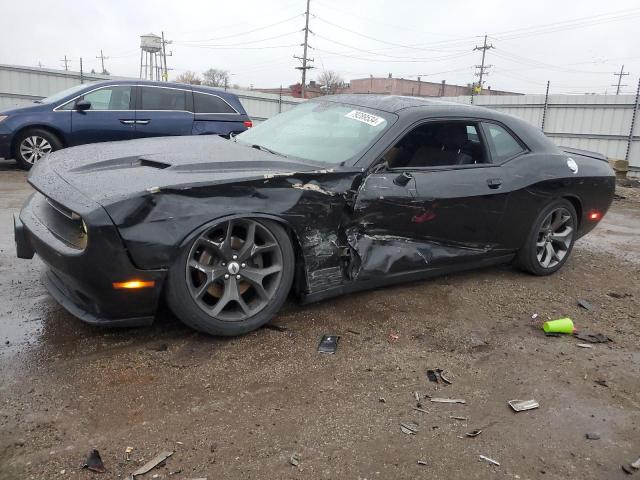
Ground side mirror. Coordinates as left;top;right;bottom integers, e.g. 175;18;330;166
75;100;91;111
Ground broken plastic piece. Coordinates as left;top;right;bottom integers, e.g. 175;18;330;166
83;449;106;473
400;422;419;435
450;416;468;421
318;335;339;354
479;455;500;466
466;429;482;437
508;399;539;412
430;398;466;404
289;453;300;466
576;343;593;348
543;317;575;334
129;451;173;479
413;407;429;414
574;332;611;343
585;433;600;440
438;370;452;384
577;298;593;310
631;457;640;470
417;460;428;466
125;446;134;461
426;370;438;382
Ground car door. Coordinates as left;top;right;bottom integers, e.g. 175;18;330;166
351;120;513;279
66;85;136;146
134;85;194;138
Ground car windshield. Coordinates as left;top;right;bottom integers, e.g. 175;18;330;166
235;101;394;165
38;83;95;104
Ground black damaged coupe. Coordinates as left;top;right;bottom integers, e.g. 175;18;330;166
15;95;615;335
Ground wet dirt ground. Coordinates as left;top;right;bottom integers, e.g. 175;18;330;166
0;159;638;479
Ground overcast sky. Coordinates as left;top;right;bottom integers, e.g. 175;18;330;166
2;0;639;94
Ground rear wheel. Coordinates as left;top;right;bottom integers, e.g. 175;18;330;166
517;199;577;276
14;128;63;170
166;218;294;336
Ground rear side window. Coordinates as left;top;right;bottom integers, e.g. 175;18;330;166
482;123;525;162
140;87;186;111
193;92;236;114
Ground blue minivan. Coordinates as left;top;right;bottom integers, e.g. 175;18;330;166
0;80;252;169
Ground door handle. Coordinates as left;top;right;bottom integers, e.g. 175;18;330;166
487;178;503;189
135;120;150;125
119;119;135;125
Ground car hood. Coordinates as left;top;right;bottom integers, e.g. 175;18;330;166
30;135;332;205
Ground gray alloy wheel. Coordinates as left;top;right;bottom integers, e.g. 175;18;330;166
185;218;284;322
19;135;53;165
535;207;574;269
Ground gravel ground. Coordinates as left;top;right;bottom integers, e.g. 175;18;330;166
0;160;638;480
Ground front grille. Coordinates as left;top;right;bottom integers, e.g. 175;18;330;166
33;193;87;250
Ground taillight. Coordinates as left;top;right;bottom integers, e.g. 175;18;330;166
243;120;253;128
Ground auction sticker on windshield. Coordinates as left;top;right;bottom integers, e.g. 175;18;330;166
344;110;385;127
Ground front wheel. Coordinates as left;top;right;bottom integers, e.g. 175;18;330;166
14;129;63;170
516;199;577;276
166;218;295;336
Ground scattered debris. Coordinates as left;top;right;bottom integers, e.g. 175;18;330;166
594;379;609;388
574;332;611;343
400;422;419;435
531;313;539;320
413;407;429;414
450;416;469;421
426;370;439;382
346;329;361;335
289;453;300;467
508;399;540;412
577;298;593;311
438;370;452;384
622;464;634;475
83;449;106;473
417;460;428;466
129;451;173;479
318;335;339;354
543;317;575;334
388;332;400;342
378;397;386;403
577;343;594;349
607;292;632;299
479;455;500;466
585;433;600;440
263;323;288;332
466;429;482;437
430;398;466;404
125;446;134;461
149;343;168;352
631;458;640;470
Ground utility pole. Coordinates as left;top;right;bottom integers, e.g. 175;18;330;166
612;65;629;95
96;49;109;75
60;55;70;71
417;76;421;97
161;31;173;81
294;0;313;99
473;35;494;95
79;57;84;83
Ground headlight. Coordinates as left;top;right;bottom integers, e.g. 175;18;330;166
0;115;7;122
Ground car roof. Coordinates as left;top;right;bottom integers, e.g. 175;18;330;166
318;94;490;115
83;79;232;97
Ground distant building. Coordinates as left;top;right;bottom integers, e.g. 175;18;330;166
255;80;349;99
348;75;519;97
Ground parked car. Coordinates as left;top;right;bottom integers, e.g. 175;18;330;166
15;95;615;336
0;80;252;169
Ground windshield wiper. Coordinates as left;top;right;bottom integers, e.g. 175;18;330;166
251;144;287;158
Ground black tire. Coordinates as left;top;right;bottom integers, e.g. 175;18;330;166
166;218;295;336
516;198;578;276
13;128;63;170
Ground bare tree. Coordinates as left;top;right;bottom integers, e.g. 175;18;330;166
317;70;344;95
202;68;230;88
175;71;202;85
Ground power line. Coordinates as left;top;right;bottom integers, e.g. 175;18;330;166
612;65;629;95
175;14;302;43
174;30;300;48
294;0;313;98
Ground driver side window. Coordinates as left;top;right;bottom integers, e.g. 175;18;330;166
384;121;487;169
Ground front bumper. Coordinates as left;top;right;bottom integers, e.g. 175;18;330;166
0;132;12;159
15;189;167;327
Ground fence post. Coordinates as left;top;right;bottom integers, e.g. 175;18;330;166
625;77;640;162
541;80;550;132
278;85;282;113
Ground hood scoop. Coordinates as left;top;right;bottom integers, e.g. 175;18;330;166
139;158;171;169
68;156;172;173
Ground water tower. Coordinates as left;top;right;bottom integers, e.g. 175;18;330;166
139;33;162;80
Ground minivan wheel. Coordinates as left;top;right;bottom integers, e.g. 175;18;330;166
166;218;295;336
14;129;63;170
517;199;577;276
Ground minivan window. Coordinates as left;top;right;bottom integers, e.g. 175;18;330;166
140;87;186;111
193;92;236;114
